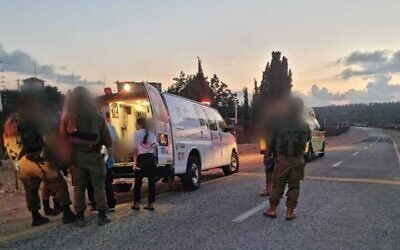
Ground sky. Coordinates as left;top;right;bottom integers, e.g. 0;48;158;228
1;0;400;106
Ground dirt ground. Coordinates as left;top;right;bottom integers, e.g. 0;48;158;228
0;161;30;236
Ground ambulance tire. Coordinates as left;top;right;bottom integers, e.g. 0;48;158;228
305;143;314;162
319;142;325;157
181;155;201;191
115;183;131;192
223;151;239;175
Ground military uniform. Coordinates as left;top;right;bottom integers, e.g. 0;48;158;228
3;116;76;226
63;110;112;225
264;98;311;220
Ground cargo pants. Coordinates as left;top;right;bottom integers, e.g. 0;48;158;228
269;154;305;209
17;155;71;212
70;151;107;213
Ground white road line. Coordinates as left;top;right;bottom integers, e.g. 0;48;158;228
332;161;343;167
232;201;268;223
352;152;359;157
389;136;400;168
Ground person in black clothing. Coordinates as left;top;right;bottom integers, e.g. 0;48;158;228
131;118;158;211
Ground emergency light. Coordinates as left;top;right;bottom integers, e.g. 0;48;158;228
104;87;112;95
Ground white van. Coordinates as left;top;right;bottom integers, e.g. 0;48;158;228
97;82;239;191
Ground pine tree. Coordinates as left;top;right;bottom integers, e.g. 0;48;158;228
168;58;237;118
243;87;249;122
260;51;292;99
180;57;214;104
251;78;261;121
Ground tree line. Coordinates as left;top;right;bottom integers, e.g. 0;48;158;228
314;102;400;128
167;52;293;140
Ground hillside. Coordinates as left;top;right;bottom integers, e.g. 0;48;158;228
314;102;400;128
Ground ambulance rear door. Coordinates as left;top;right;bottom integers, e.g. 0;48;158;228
143;83;174;166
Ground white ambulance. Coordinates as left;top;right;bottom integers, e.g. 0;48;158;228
97;82;239;191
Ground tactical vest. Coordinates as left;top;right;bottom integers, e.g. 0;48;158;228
274;121;310;158
17;121;44;154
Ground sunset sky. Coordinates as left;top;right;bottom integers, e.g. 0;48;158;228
1;0;400;106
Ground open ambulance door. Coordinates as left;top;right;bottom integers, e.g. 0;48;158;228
143;83;174;166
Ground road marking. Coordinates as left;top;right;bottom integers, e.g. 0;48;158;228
352;152;359;157
332;161;343;167
389;136;400;168
232;201;268;223
236;172;400;186
363;146;368;149
306;176;400;186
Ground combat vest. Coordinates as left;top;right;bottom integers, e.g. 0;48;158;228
273;120;310;158
17;120;44;154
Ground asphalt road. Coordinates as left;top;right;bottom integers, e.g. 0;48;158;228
2;127;400;249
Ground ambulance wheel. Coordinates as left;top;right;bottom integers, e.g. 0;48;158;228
305;143;314;162
115;183;131;192
223;151;239;175
319;142;325;157
181;155;201;191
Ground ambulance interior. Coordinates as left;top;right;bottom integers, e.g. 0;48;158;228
99;86;153;163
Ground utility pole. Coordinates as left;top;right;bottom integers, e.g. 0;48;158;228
0;60;5;87
234;101;238;125
72;71;75;89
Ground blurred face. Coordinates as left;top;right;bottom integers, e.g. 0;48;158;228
136;122;142;130
261;97;290;123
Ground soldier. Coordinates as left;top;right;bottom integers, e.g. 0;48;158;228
87;113;117;212
3;94;76;227
263;97;311;220
259;97;289;196
61;87;112;227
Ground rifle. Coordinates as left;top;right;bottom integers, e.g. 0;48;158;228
266;155;275;172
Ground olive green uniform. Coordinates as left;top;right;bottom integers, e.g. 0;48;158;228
4;128;71;212
66;112;112;213
269;119;311;209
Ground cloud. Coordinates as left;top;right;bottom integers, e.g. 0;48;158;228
0;44;102;86
299;49;400;107
338;50;400;79
308;75;400;105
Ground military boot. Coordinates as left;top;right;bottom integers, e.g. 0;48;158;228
31;211;50;226
98;210;111;226
259;182;272;197
263;205;277;218
43;199;60;216
76;212;85;227
259;187;270;196
62;205;77;224
286;208;296;220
